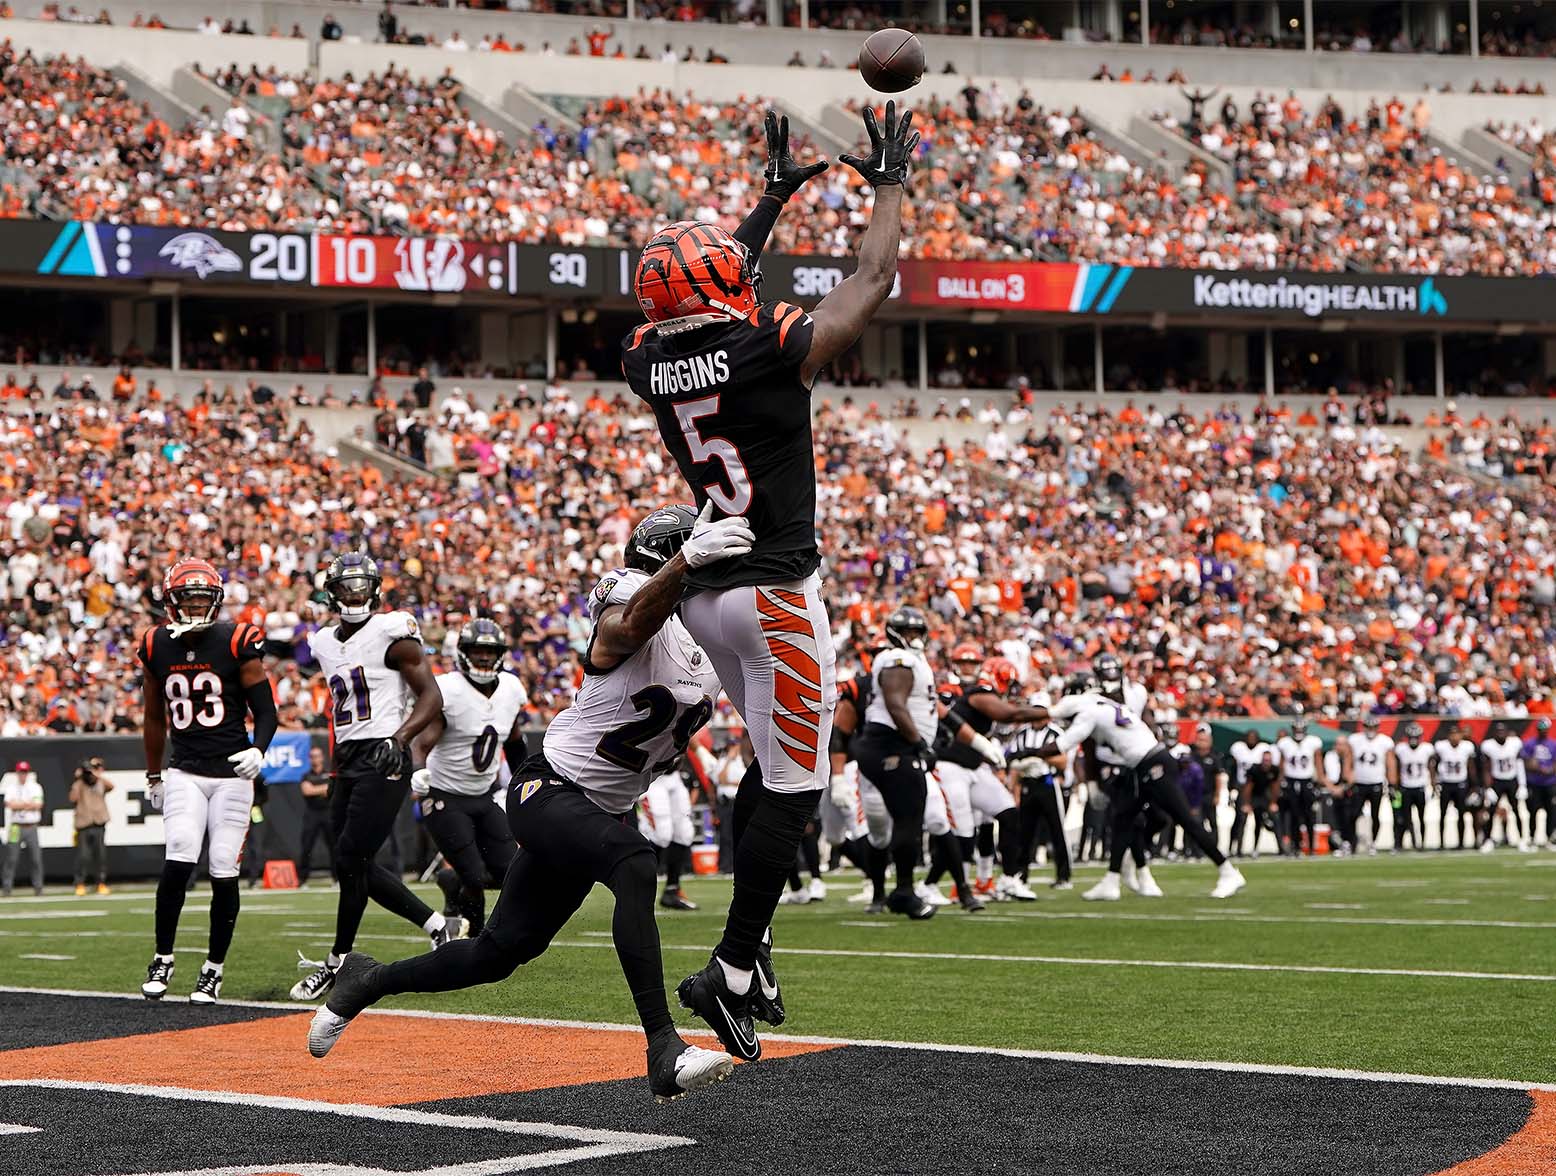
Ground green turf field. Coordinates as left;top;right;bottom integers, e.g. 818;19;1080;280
4;852;1553;1084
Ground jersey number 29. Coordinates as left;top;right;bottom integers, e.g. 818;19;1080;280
597;686;713;774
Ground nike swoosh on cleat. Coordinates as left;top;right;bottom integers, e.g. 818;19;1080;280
713;994;758;1055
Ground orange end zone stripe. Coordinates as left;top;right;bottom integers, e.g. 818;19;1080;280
0;1015;835;1106
1432;1090;1556;1174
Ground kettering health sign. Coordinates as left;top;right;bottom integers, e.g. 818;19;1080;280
1190;274;1448;318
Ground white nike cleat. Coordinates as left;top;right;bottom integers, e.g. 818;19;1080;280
1134;867;1165;898
846;884;874;904
1121;858;1140;893
1518;839;1534;854
308;1006;352;1058
996;875;1039;902
648;1035;734;1103
1210;862;1246;899
915;882;951;907
141;955;174;1000
807;877;828;902
1083;872;1122;902
778;888;811;905
1479;839;1496;854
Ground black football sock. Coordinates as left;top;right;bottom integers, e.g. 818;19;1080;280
664;842;688;890
605;854;674;1041
716;786;821;971
207;876;241;965
994;808;1023;876
155;860;196;955
867;843;889;902
934;833;969;897
799;826;821;881
367;862;436;928
731;759;764;853
376;934;516;998
787;862;805;892
923;837;947;887
840;835;871;872
331;862;372;958
460;884;487;935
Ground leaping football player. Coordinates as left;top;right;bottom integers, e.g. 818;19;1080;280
621;103;918;1061
307;504;755;1103
139;559;277;1004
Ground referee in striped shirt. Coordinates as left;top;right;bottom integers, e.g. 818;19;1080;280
1006;710;1073;890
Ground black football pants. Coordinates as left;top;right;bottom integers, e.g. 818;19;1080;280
367;761;672;1042
330;758;435;958
855;731;929;894
1108;752;1226;872
421;789;517;934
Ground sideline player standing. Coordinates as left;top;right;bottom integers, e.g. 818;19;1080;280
410;619;528;935
1339;715;1395;854
1523;719;1556;847
1433;722;1479;849
621;103;918;1059
139;559;277;1004
291;553;459;1002
1481;720;1529;851
307;505;753;1102
1393;722;1434;850
1276;716;1325;855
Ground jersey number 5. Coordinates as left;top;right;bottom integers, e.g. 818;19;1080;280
674;396;752;515
597;686;713;775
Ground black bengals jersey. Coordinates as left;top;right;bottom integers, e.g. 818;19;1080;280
622;300;818;591
138;622;264;777
937;685;996;768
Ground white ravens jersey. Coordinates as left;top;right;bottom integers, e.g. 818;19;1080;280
1276;735;1323;781
1052;692;1160;769
427;672;528;796
1230;739;1274;788
311;611;421;743
1395;742;1434;789
864;647;938;744
1434;739;1475;783
1120;681;1149;718
1480;736;1523;782
543;570;719;814
1348;732;1394;785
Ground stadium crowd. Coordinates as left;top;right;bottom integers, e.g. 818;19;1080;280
2;378;1553;742
0;41;1551;272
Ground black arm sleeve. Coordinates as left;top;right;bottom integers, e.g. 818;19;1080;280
245;680;279;753
733;192;786;261
503;731;528;773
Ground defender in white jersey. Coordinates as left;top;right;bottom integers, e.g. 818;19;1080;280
309;504;753;1103
1340;716;1395;854
853;607;947;920
292;553;457;1003
1276;717;1326;856
639;767;700;911
1393;722;1434;850
1093;653;1168;893
1480;722;1529;850
1433;724;1480;849
410;620;528;935
1047;686;1244;902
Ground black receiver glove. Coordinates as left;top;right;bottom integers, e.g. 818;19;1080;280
839;100;919;188
762;109;830;201
365;736;411;781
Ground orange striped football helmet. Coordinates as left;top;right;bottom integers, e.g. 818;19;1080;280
163;557;224;631
979;657;1019;696
634;221;759;325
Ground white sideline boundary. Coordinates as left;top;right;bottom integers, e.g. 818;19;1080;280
0;1078;692;1175
2;985;1551;1095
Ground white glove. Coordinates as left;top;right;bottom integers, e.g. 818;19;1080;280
228;748;265;780
969;732;1006;770
411;768;432;797
681;501;755;569
147;777;164;811
830;767;857;810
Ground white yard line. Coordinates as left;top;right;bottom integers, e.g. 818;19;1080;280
0;1079;693;1175
1;987;1548;1095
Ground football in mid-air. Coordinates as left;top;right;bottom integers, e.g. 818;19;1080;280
858;28;925;93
